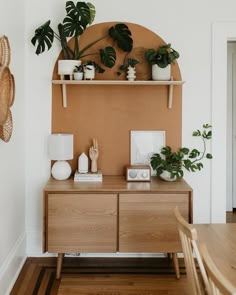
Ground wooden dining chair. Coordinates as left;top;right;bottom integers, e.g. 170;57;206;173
200;244;236;295
174;207;209;295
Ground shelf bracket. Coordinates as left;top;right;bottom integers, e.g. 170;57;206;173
168;76;174;109
62;84;67;108
60;75;73;108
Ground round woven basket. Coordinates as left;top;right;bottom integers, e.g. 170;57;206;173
0;66;12;125
9;73;15;107
0;35;11;67
0;109;13;142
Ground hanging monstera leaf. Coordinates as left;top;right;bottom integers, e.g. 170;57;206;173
109;24;133;53
99;46;116;68
63;1;93;37
31;20;54;55
31;1;134;71
87;3;96;24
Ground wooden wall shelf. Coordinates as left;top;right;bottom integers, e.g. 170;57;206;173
52;79;185;108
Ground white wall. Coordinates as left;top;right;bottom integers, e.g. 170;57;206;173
1;0;236;292
0;1;27;294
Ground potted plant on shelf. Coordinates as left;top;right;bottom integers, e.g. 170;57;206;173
118;58;139;81
145;43;179;81
73;65;84;80
31;1;133;77
83;60;101;80
150;124;213;181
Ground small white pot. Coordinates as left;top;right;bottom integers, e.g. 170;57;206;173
84;65;95;80
74;72;83;80
58;60;81;76
152;64;171;81
159;171;177;181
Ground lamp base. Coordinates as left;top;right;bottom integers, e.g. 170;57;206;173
51;160;72;180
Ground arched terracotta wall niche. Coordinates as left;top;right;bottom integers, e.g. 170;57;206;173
52;22;182;175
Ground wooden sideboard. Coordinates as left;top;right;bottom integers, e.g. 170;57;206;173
43;175;192;279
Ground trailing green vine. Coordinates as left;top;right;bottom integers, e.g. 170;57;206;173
150;124;213;179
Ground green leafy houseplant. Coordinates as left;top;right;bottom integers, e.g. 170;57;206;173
117;57;139;76
31;1;133;71
73;65;83;73
145;43;179;68
83;60;104;73
150;124;213;180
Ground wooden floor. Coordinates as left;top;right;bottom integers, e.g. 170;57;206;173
10;257;191;295
226;209;236;223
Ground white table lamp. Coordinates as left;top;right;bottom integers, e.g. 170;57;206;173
48;133;73;180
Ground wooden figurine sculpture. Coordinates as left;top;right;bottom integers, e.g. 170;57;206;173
89;138;99;173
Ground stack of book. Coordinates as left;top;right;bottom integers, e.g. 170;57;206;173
74;170;103;182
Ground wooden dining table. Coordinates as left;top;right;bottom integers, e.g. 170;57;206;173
193;223;236;286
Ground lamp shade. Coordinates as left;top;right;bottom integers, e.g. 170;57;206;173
48;134;73;160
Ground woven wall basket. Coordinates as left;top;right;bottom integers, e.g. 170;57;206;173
0;66;12;125
0;109;13;142
0;35;14;142
0;35;10;67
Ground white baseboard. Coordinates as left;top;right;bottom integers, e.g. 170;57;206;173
0;232;27;295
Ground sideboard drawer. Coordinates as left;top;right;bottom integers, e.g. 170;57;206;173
46;193;117;253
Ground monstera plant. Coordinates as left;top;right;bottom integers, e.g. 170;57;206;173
31;1;133;72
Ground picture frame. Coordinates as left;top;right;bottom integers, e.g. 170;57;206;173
130;130;166;175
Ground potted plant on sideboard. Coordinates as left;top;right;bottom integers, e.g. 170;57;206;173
150;124;213;181
145;43;179;81
31;1;133;77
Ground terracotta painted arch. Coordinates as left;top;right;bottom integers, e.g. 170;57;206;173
52;22;183;175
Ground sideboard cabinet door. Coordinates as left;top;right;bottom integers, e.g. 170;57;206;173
46;193;117;253
119;193;190;253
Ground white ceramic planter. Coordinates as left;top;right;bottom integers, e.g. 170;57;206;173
58;60;81;76
84;65;95;80
152;64;171;81
159;170;177;181
74;72;83;80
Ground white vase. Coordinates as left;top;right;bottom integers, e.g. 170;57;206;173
58;60;81;76
159;170;177;181
84;65;95;80
126;65;136;81
152;64;171;81
74;72;83;80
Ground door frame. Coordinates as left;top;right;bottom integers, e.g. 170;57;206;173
211;22;236;222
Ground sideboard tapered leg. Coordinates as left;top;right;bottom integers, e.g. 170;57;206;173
56;253;64;279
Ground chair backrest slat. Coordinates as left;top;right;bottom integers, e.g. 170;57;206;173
174;207;209;295
200;244;236;295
